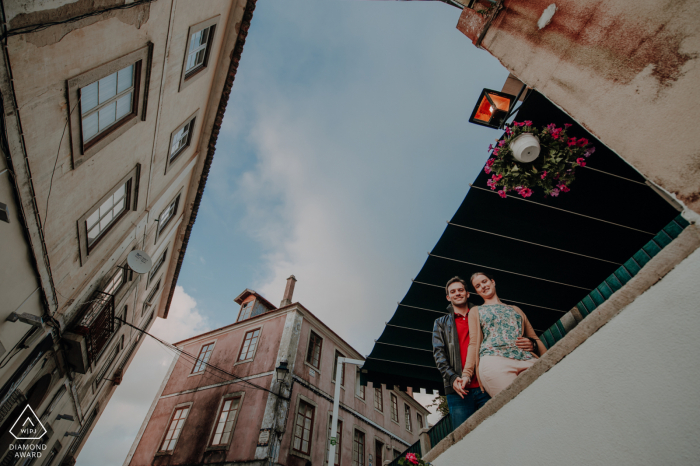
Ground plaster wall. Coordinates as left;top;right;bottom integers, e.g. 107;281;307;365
466;0;700;212
433;245;700;466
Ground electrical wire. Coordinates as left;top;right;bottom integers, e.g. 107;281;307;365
115;317;279;396
1;0;157;40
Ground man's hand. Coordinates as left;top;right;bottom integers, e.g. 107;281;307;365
515;337;534;352
452;377;469;399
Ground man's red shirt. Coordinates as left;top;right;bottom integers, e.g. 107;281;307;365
454;311;480;388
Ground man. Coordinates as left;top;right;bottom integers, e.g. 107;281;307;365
432;276;535;428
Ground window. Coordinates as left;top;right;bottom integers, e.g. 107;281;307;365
326;417;342;466
352;430;365;466
404;404;412;432
390;394;398;423
306;331;323;369
417;413;424;430
167;112;198;171
103;267;126;296
78;165;140;262
160;406;190;452
143;279;161;316
238;329;260;361
41;445;60;466
149;247;168;284
393;449;401;459
374;440;384;466
333;351;345;386
180;16;219;90
210;396;241;446
237;300;254;322
292;400;315;455
355;368;365;400
67;46;150;166
94;341;120;389
374;387;383;412
157;194;181;238
193;343;215;373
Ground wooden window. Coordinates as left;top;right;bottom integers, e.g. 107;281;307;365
393;449;401;459
67;46;150;166
210;396;241;446
326;417;342;466
160;406;190;452
149;247;168;284
292;400;315;455
374;439;384;466
374;387;383;412
103;267;125;296
237;300;254;322
77;165;140;263
193;343;214;373
157;194;181;238
355;368;365;400
306;331;323;369
180;16;219;90
352;430;365;466
142;279;161;316
417;413;424;430
404;404;412;432
238;329;260;361
333;351;345;386
390;394;398;423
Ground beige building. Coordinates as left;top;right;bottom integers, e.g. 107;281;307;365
0;0;255;464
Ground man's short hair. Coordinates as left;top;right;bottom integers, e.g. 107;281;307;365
445;276;468;295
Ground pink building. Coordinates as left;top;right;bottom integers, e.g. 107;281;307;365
125;277;429;466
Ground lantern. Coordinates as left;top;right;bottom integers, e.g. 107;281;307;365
469;88;516;129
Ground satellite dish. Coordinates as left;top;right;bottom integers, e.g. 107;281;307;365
127;250;152;274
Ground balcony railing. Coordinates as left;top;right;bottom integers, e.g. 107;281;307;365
73;291;115;364
388;415;453;466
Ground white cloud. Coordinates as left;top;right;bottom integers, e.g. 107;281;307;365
76;287;210;466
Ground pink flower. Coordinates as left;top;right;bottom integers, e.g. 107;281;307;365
487;178;496;189
567;137;578;147
584;146;596;157
540;171;547;180
524;120;532;126
492;174;503;182
550;188;560;197
498;190;507;198
551;128;562;139
486;158;495;166
576;157;586;167
488;144;493;152
558;184;570;193
547;123;556;131
405;453;419;465
519;187;533;198
484;165;491;174
577;138;589;147
498;140;505;147
564;123;572;129
505;127;512;136
493;148;500;156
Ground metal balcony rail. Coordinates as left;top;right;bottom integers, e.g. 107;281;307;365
388;414;453;466
74;291;115;364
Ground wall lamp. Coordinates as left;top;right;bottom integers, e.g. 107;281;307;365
468;88;517;129
55;414;74;421
275;361;289;384
64;432;80;437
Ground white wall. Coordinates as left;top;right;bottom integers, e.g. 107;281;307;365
434;247;700;466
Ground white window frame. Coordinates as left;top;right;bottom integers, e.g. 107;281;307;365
142;278;161;317
179;16;220;91
156;402;193;455
404;403;412;432
237;299;255;322
191;341;216;375
290;394;317;460
149;246;168;285
206;392;244;450
166;110;199;173
155;192;181;243
235;327;261;364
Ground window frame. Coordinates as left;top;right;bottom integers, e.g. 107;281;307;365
355;367;365;401
404;403;412;432
235;328;262;364
190;341;216;375
305;330;323;371
166;110;199;173
179;16;220;91
206;392;244;450
142;278;161;317
237;299;256;322
332;350;345;387
67;45;151;167
352;428;366;466
374;386;383;413
291;395;317;460
77;164;140;264
156;402;193;455
390;393;399;424
374;438;384;466
417;412;424;430
149;246;168;286
155;192;182;243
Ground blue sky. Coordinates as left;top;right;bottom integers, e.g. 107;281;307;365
78;1;508;464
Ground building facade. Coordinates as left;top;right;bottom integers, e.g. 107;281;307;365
0;0;255;464
126;278;430;466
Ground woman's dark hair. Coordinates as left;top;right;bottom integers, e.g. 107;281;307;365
469;272;495;291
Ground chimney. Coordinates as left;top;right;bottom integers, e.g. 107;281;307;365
280;275;297;307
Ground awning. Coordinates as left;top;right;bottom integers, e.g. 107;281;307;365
362;91;681;394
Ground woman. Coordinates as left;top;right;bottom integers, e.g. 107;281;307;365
462;272;547;397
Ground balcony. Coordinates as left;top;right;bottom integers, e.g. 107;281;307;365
63;291;115;374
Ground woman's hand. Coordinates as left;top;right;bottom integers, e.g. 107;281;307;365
515;337;534;352
452;377;469;398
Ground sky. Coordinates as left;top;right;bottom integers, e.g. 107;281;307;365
78;1;508;464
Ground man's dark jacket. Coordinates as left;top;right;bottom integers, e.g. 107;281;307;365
432;303;472;395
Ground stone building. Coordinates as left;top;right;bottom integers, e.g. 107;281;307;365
0;0;256;464
125;277;430;466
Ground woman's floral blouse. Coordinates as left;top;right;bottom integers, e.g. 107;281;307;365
479;303;534;360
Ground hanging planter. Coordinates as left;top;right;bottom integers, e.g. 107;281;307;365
484;120;595;198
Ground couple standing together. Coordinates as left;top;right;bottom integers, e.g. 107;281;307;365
432;273;547;427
